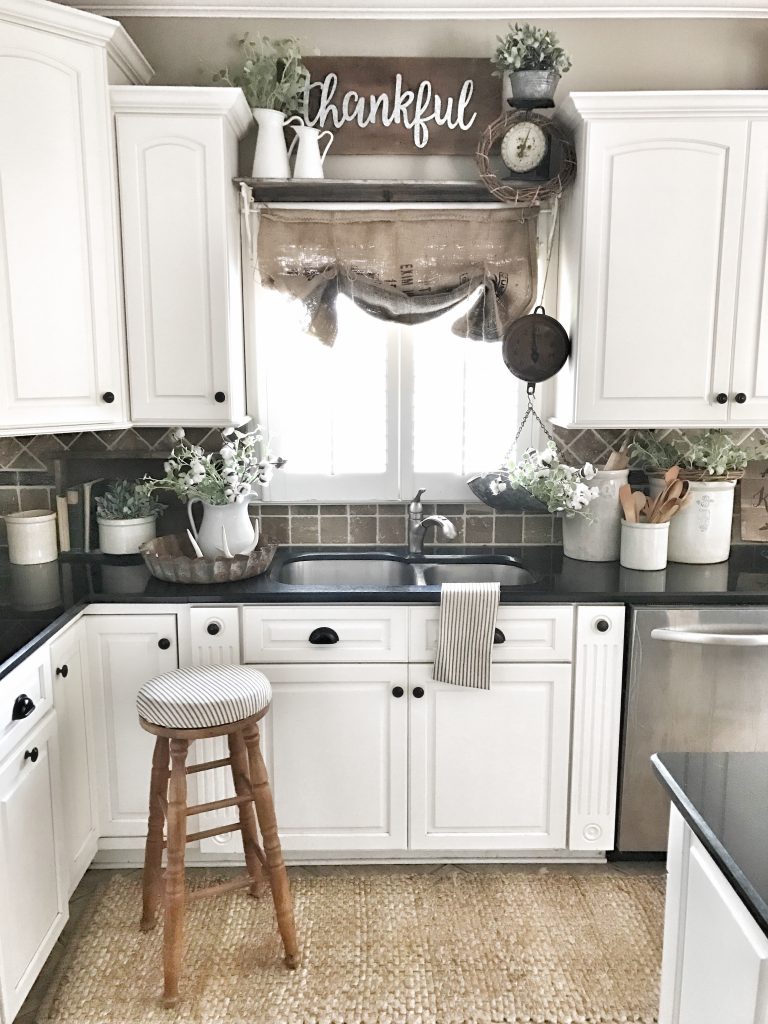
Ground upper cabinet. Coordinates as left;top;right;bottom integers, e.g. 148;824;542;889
112;87;251;426
0;0;151;437
555;93;768;428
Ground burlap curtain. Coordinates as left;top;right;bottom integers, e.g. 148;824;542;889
255;207;537;346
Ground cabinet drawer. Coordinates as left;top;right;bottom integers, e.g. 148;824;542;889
409;606;574;663
242;607;408;664
0;649;51;762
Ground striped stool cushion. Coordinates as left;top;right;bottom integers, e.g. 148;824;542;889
136;666;272;730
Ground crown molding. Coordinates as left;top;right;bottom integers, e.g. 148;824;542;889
111;85;252;135
561;90;768;124
49;0;768;16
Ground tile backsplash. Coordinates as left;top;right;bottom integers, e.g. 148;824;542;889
0;424;764;548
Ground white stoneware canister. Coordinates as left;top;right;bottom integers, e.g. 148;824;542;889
288;125;334;179
251;109;304;179
649;477;736;564
561;469;629;562
3;509;58;565
98;516;157;555
620;521;669;571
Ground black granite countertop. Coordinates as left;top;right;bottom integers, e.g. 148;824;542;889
652;752;768;938
3;542;768;680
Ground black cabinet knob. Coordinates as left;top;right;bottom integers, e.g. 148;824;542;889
206;622;221;636
493;628;505;645
308;627;339;645
55;664;69;678
102;391;115;404
735;392;747;404
158;638;171;650
214;392;226;404
715;392;728;404
413;686;425;699
596;618;610;633
392;686;404;698
12;694;35;720
24;747;39;763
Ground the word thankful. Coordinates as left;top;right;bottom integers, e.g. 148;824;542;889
303;72;478;149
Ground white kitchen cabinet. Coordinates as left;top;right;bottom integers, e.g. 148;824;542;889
660;806;768;1024
86;613;178;838
112;87;251;426
261;664;408;852
50;620;98;895
555;92;768;428
408;663;572;850
0;713;67;1024
0;0;150;436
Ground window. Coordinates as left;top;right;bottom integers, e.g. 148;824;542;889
249;282;526;502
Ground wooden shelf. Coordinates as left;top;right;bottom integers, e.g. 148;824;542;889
235;178;498;204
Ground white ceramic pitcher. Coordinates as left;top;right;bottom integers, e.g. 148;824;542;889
188;499;260;559
251;108;304;179
288;124;334;179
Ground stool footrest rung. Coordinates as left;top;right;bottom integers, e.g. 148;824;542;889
162;822;244;848
186;756;232;775
186;794;253;817
187;874;254;902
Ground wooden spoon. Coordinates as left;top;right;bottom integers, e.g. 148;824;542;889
619;483;636;523
664;465;681;484
633;491;648;521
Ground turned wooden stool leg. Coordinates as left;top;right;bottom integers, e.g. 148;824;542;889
163;737;189;1008
243;722;300;969
228;728;266;897
141;736;169;932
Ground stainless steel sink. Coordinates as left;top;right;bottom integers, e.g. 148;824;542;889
274;552;538;588
276;554;414;587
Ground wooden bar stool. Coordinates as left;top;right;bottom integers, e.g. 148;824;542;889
136;665;299;1008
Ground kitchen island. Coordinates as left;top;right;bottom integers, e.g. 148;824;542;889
653;752;768;1024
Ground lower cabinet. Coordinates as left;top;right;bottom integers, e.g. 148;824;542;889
660;806;768;1024
50;622;98;895
0;714;67;1023
86;613;178;838
263;664;409;852
409;664;572;850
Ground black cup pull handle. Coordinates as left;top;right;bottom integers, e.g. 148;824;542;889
12;694;35;720
24;747;39;763
308;627;339;645
392;686;404;698
56;664;69;678
413;686;425;699
158;638;171;650
493;628;505;645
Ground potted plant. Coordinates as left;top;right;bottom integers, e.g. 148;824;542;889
214;35;309;178
95;481;166;555
147;426;285;559
631;430;750;564
495;442;599;521
492;22;572;106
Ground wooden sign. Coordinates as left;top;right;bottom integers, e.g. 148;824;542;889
740;461;768;541
302;57;501;156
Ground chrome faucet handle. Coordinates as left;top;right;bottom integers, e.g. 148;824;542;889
408;488;427;514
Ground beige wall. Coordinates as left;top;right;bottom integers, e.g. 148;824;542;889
121;17;768;90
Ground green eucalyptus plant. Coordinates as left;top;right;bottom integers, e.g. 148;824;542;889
95;480;166;522
492;22;572;76
630;430;751;478
213;35;309;114
629;432;683;473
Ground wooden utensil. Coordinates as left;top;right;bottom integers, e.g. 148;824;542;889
605;444;630;471
633;491;648;521
619;483;636;523
664;465;680;484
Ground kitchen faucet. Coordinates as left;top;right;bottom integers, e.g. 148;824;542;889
407;488;457;555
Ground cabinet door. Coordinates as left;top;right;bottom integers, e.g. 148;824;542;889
0;24;126;433
0;714;67;1023
87;614;178;838
409;663;571;850
50;622;98;895
571;118;748;426
114;101;246;426
660;808;768;1024
730;120;768;423
262;664;408;852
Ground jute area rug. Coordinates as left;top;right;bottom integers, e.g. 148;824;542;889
40;868;664;1024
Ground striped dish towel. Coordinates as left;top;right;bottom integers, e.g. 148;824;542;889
432;582;501;690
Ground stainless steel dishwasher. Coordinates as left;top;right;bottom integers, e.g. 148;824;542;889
618;605;768;853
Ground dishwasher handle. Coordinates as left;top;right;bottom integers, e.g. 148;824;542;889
650;627;768;647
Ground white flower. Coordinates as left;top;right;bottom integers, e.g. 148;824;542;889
171;427;185;441
582;462;596;480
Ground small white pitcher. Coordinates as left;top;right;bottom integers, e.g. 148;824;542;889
188;499;260;559
288;124;334;179
251;108;304;179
